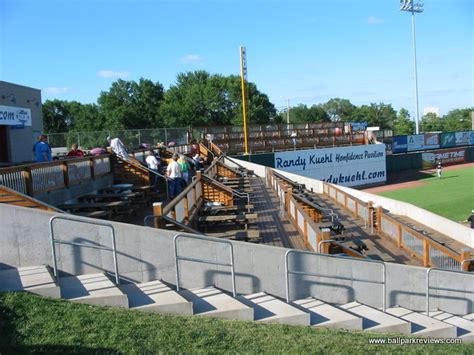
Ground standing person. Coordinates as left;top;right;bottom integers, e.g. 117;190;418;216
166;153;182;199
467;210;474;229
66;143;84;158
290;131;297;150
145;150;160;191
178;154;191;186
436;160;443;179
107;136;129;160
33;134;52;162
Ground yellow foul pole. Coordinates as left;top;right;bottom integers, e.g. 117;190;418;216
240;46;249;155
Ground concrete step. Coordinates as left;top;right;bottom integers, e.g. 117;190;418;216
121;280;193;315
430;310;474;342
293;297;363;331
464;313;474;322
59;273;128;308
237;292;310;326
179;286;253;321
340;302;410;334
0;265;60;298
386;306;456;338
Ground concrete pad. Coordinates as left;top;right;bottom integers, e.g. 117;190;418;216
0;265;60;298
464;313;474;321
387;306;456;338
121;280;193;315
59;273;128;308
179;286;253;321
430;311;474;342
341;302;410;334
237;292;310;326
293;297;362;331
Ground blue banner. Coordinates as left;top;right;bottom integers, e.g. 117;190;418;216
392;136;408;154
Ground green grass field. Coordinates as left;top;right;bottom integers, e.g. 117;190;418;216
1;292;473;354
378;166;474;222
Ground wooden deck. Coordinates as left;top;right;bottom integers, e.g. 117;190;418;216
250;176;308;250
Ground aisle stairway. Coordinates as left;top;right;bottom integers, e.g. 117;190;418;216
1;265;472;341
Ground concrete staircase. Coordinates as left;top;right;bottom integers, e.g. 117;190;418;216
1;264;473;342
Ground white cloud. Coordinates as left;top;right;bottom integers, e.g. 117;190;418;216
97;70;130;78
181;54;203;64
367;16;384;25
44;87;71;95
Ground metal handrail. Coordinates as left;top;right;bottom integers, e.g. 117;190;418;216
173;233;236;296
285;249;386;311
126;156;169;199
144;215;205;235
49;215;120;285
426;267;474;316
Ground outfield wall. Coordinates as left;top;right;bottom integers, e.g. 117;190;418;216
0;203;473;315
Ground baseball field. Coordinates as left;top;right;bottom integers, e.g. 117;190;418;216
367;164;474;223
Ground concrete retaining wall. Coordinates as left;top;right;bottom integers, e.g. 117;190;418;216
0;203;472;315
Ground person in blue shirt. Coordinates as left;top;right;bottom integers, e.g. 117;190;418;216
33;134;52;162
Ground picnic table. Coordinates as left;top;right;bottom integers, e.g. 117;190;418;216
80;192;138;202
58;200;129;215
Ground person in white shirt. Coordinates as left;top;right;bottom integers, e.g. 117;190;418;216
107;136;129;160
145;150;160;191
166;153;182;199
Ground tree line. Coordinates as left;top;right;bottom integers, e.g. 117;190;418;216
43;70;472;136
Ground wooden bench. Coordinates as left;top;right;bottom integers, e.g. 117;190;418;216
202;204;254;214
206;229;260;242
74;210;111;219
80;192;138;201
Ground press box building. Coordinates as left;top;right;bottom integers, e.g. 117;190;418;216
0;81;44;165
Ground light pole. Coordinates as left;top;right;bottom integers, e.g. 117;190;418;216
400;0;424;135
280;96;291;130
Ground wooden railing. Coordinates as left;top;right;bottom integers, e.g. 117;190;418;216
0;185;63;212
322;183;472;272
266;168;366;258
152;170;238;229
0;155;111;197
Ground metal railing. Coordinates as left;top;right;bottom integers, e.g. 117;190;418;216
173;233;236;296
284;249;386;311
144;215;204;235
426;267;474;316
49;215;120;285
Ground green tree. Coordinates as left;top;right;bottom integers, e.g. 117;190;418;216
98;78;164;130
278;104;329;123
321;98;355;122
393;108;415;135
442;108;473;132
42;99;74;133
420;112;443;132
352;103;396;129
160;70;276;127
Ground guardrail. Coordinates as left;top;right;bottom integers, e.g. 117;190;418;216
49;215;120;285
173;233;236;296
323;183;472;272
284;249;386;311
0;155;111;196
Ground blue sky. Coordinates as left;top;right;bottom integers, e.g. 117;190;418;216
1;0;472;117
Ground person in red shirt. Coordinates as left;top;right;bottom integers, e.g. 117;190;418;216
66;144;84;158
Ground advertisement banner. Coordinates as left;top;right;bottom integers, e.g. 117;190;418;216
455;131;470;146
421;148;466;169
423;133;440;149
471;131;474;145
392;136;407;154
440;132;456;148
349;122;368;132
0;105;32;126
274;144;386;187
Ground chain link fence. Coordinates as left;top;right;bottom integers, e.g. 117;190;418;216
47;127;190;150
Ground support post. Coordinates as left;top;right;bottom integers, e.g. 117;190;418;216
153;202;164;228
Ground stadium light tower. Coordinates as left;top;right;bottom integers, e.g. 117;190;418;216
400;0;424;134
